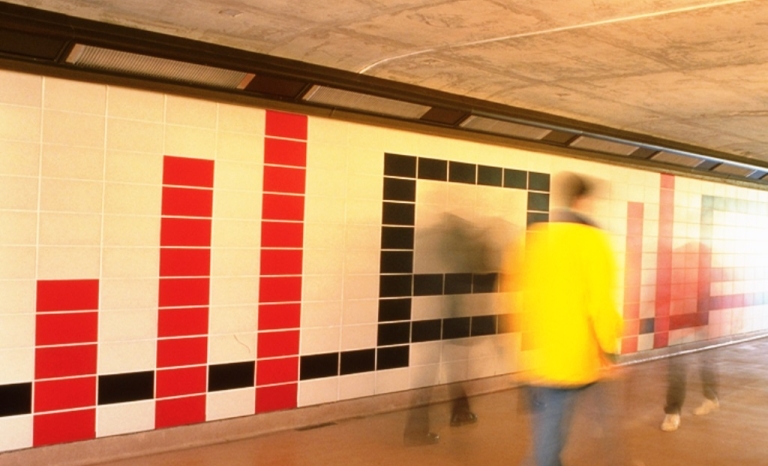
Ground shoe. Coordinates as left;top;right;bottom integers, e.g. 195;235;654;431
450;411;478;427
694;398;719;415
661;413;680;432
403;432;439;446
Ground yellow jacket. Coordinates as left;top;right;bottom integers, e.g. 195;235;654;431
504;217;623;387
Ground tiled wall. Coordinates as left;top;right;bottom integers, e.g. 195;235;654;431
1;68;767;453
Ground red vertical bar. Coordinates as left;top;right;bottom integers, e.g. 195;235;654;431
622;202;643;354
156;156;214;428
257;110;307;413
655;174;675;348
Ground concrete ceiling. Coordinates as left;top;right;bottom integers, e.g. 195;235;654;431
7;0;768;166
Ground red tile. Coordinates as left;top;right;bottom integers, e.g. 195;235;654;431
256;357;298;385
161;186;213;217
654;332;669;349
260;249;303;276
621;337;638;354
623;300;640;320
261;221;304;248
263;165;306;194
259;276;302;303
264;138;307;167
155;395;206;429
623;319;640;337
156;366;207;398
265;111;307;140
258;303;301;330
158;278;210;307
36;312;98;346
655;316;670;332
257;330;300;358
35;345;97;379
37;279;99;312
627;202;644;219
256;383;297;413
163;156;214;188
33;409;95;447
160;248;211;277
156;337;208;368
262;193;305;221
158;307;209;337
160;217;212;247
34;376;96;412
660;173;675;189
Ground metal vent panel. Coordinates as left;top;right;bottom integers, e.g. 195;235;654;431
569;136;638;156
460;116;551;140
650;151;704;168
302;85;430;119
711;164;755;177
66;44;254;89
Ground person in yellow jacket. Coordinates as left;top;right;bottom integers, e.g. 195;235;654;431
503;172;623;466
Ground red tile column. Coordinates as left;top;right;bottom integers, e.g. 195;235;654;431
622;202;644;354
33;279;99;446
256;110;307;413
655;173;675;348
155;156;214;428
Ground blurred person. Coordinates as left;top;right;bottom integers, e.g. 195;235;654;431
503;172;623;466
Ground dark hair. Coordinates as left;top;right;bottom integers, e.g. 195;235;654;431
557;172;594;208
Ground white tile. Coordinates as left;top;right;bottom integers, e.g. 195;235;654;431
303;223;345;250
301;301;342;328
100;278;159;312
410;363;440;388
0;313;34;349
207;388;256;421
0;175;40;211
216;131;263;163
410;341;442;366
0;69;42;106
0;141;40;177
338;372;375;400
343;249;379;275
210;276;260;307
38;213;102;246
375;367;410;395
342;274;379;301
305;167;347;199
102;215;160;247
38;247;101;281
0;415;32;453
211;247;260;277
300;326;340;355
207;332;256;364
102;247;159;279
39;178;104;213
0;347;34;384
96;401;155;437
0;211;37;245
99;308;157;342
107;86;165;122
42;145;104;180
0;247;36;280
42;110;105;148
346;199;383;226
304;197;346;225
303;248;344;276
212;188;261;219
166;95;217;128
341;299;378;325
218;103;264;134
107;118;165;153
0;280;35;314
0;104;41;143
44;77;106;115
98;340;156;374
105;151;163;185
302;274;343;303
213;160;263;192
208;305;257;335
164;125;216;159
340;323;377;351
344;224;380;251
298;377;338;407
211;219;261;249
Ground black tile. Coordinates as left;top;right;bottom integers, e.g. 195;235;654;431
377;345;409;370
208;361;255;392
449;161;476;184
382;202;415;226
471;315;497;336
504;169;527;189
413;274;443;296
640;318;655;334
478;165;502;187
378;298;412;322
378;322;411;346
98;372;154;405
0;382;31;417
527;212;549;225
300;353;339;380
384;153;416;178
473;273;498;293
443;317;471;339
379;274;413;298
380;251;414;273
340;349;376;375
444;273;472;295
383;177;416;202
412;319;442;342
381;226;415;250
418;157;448;181
528;192;550;212
497;313;514;333
529;172;551;192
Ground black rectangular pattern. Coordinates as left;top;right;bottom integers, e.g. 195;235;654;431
208;361;255;392
385;153;416;178
528;192;550;212
478;165;503;187
418;157;448;181
504;169;527;189
377;345;409;370
640;318;655;334
527;212;549;225
498;313;515;333
414;274;443;296
381;226;415;250
473;273;498;293
529;172;551;191
0;382;31;417
449;161;476;184
340;349;376;375
471;315;497;336
300;353;339;380
382;202;415;226
411;319;442;342
379;274;412;298
445;273;472;295
383;177;416;202
380;251;414;273
379;298;411;321
443;317;471;339
98;372;154;405
378;322;411;346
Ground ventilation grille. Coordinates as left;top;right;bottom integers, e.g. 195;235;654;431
460;116;551;140
569;135;638;156
650;151;704;168
66;44;254;89
302;85;430;119
711;164;755;177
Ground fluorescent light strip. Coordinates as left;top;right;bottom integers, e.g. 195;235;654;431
650;151;704;168
569;135;638;156
302;85;430;119
66;44;254;89
460;115;551;140
711;164;755;177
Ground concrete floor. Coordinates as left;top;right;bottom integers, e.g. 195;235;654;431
95;338;768;466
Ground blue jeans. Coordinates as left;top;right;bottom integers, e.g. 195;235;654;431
526;385;589;466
